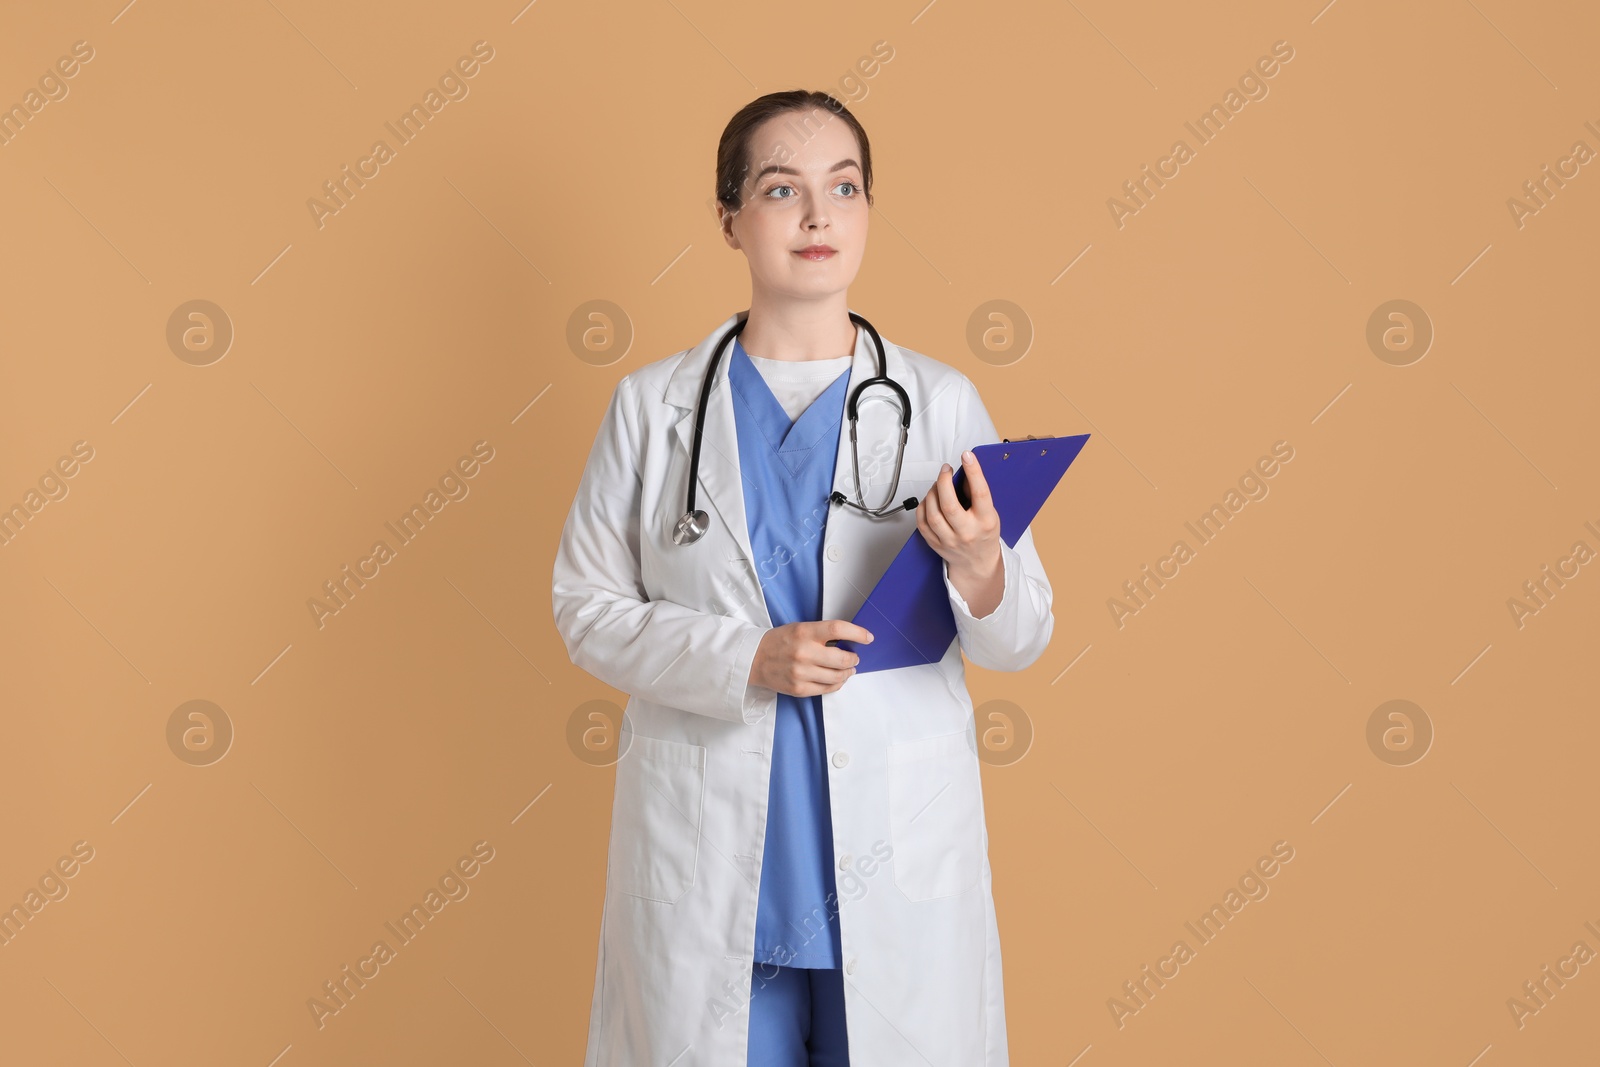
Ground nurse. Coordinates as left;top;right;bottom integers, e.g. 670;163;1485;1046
716;89;1007;1066
716;95;872;1066
555;88;1052;1067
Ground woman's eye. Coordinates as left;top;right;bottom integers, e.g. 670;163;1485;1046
762;182;859;200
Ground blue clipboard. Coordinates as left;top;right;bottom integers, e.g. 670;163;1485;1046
833;433;1089;673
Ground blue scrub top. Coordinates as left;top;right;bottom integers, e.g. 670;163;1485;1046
728;338;852;970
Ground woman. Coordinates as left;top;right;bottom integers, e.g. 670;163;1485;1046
552;89;1054;1067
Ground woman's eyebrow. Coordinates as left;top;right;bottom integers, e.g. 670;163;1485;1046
754;158;862;181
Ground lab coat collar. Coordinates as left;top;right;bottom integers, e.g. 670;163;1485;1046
663;308;905;572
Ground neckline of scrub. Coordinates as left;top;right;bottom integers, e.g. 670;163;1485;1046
743;352;853;377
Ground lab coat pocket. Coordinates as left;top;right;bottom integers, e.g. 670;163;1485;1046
608;733;707;904
887;729;983;901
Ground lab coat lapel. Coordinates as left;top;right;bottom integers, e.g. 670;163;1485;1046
665;311;759;570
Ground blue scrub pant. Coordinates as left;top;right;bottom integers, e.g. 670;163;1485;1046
747;963;850;1066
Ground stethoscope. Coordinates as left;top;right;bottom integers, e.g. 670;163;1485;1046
672;311;917;546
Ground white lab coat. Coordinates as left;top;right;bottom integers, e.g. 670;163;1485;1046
552;309;1054;1066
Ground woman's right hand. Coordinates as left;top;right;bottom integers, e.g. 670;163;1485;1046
749;620;875;697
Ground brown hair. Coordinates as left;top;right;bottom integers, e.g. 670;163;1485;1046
715;90;874;218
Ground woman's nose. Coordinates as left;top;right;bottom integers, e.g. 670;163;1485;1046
802;198;829;227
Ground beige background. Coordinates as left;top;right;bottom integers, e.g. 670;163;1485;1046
2;0;1597;1063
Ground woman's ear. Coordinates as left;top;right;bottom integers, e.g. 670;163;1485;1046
716;203;742;249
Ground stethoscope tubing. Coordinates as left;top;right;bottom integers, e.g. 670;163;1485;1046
674;311;915;546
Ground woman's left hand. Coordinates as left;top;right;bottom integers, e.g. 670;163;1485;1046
917;450;1003;587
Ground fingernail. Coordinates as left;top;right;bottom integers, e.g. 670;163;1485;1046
963;450;975;462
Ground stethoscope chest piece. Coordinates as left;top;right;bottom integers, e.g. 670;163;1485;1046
672;509;710;546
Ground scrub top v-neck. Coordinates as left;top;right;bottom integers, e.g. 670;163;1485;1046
728;337;853;969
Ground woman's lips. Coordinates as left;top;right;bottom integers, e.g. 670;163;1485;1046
794;247;837;261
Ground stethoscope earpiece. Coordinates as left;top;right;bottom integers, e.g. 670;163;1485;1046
829;492;917;512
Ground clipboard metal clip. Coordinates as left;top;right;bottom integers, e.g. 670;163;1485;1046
999;434;1055;459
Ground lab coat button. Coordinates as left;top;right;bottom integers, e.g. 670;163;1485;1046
838;854;852;871
832;750;849;768
845;957;857;974
826;544;842;562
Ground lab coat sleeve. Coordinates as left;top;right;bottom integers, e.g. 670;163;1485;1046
940;375;1056;671
551;374;773;726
